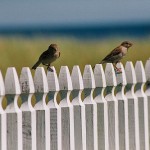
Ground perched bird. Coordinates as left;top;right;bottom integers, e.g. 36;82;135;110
95;41;133;73
32;44;60;71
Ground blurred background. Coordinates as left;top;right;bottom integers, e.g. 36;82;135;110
0;0;150;75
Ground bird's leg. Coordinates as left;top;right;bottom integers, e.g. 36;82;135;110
42;63;53;72
47;64;53;72
113;63;122;74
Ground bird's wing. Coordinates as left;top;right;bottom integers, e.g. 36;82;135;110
39;50;53;60
101;47;121;63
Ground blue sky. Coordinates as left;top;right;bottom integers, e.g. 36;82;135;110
0;1;150;27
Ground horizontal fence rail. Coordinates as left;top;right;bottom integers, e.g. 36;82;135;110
0;60;150;150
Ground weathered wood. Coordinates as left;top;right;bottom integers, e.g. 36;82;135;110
83;65;97;150
0;70;6;150
20;67;36;150
0;60;150;150
47;66;61;150
59;66;75;150
116;63;129;150
93;64;108;150
125;61;140;150
104;63;119;150
135;61;149;150
33;67;50;150
71;65;86;150
5;67;22;150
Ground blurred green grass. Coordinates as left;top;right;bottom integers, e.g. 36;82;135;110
0;36;150;76
1;36;150;108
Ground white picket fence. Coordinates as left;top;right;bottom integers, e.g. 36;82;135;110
0;60;150;150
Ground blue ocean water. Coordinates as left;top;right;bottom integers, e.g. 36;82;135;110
0;23;150;39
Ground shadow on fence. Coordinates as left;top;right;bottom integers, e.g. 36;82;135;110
0;60;150;150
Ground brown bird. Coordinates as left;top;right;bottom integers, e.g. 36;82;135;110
32;44;60;71
97;41;133;73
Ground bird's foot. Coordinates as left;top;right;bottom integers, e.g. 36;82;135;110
115;68;122;74
47;66;54;72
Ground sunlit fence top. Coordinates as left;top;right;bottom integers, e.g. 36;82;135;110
0;60;150;150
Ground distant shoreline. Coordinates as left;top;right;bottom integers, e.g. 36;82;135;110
0;23;150;38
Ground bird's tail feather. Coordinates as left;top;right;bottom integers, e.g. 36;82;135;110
32;60;41;70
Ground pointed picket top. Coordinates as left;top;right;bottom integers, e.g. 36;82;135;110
34;67;48;93
0;70;5;96
5;67;21;94
71;65;84;90
20;67;35;93
125;61;136;84
135;61;146;83
116;62;127;85
94;64;106;88
47;66;59;92
59;66;73;91
83;65;95;89
105;63;117;86
145;59;150;82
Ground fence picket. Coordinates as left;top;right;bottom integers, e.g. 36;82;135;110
0;71;6;150
33;67;50;150
59;66;75;150
125;61;140;150
83;65;98;150
116;63;129;150
145;59;150;149
20;67;36;150
104;63;119;150
5;67;22;150
135;61;149;150
71;65;86;150
47;66;61;150
93;64;108;150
